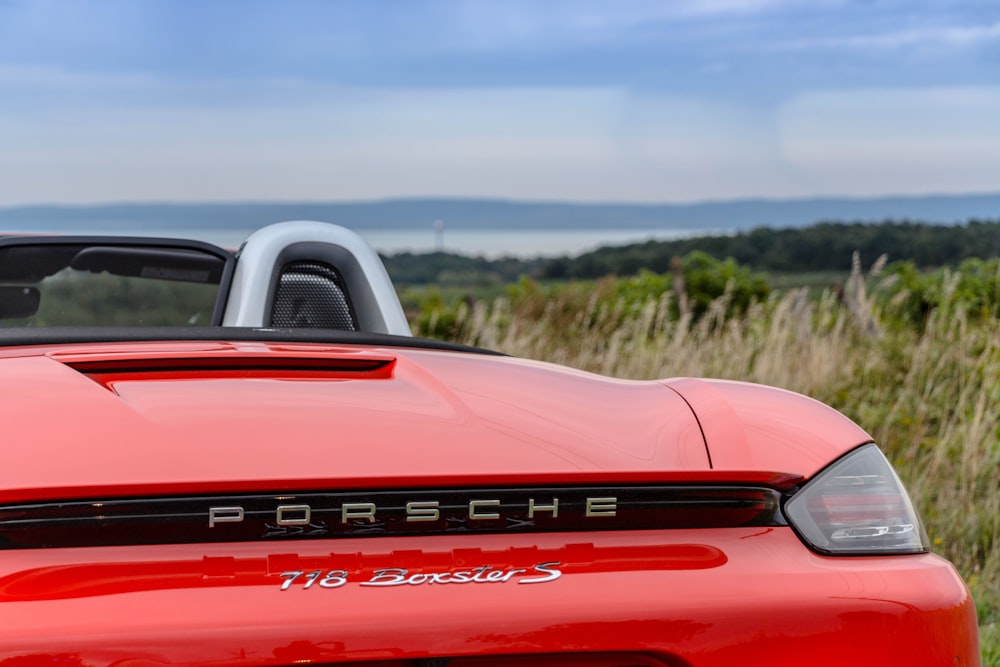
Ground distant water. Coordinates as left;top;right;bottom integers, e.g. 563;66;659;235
36;226;728;258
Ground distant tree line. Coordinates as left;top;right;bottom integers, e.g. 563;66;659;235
541;219;1000;279
382;252;546;286
382;219;1000;285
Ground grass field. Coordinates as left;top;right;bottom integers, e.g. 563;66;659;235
413;262;1000;663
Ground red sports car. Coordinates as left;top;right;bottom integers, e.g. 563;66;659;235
0;222;979;665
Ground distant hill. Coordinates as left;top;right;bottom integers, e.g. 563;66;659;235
1;193;998;234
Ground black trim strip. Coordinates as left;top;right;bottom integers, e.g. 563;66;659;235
67;357;394;375
0;327;505;356
0;486;784;549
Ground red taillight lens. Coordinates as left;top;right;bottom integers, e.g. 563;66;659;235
784;444;929;555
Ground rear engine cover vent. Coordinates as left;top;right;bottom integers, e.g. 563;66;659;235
53;347;397;388
270;261;357;331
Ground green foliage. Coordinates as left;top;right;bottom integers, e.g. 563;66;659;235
411;251;772;339
608;270;674;313
984;624;1000;667
682;251;770;317
545;219;1000;279
405;287;471;341
383;251;544;287
879;258;1000;325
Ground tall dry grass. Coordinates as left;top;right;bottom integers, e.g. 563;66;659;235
415;261;1000;655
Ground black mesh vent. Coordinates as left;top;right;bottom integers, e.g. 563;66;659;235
270;261;357;331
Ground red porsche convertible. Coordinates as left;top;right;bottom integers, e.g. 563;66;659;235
0;222;979;665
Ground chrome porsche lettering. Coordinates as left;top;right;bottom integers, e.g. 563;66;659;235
341;502;377;524
585;496;618;517
207;496;615;528
528;498;558;518
279;562;561;590
467;499;501;520
405;500;440;522
208;506;244;528
275;504;311;526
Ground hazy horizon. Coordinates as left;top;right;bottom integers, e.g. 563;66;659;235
0;186;1000;214
3;191;997;243
3;189;999;211
2;192;998;258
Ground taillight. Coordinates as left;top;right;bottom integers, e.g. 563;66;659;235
784;443;929;555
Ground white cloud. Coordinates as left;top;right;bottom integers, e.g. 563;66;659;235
414;0;812;53
675;0;815;16
776;21;1000;51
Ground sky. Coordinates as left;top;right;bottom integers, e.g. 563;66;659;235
0;0;998;206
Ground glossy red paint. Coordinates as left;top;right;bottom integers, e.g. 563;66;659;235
0;530;977;665
0;341;723;503
664;377;874;473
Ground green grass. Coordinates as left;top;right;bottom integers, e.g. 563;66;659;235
984;624;999;666
762;269;848;290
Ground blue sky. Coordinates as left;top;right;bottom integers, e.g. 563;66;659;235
0;0;998;205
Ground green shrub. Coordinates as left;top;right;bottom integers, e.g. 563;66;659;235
410;252;772;340
682;251;771;317
880;258;1000;325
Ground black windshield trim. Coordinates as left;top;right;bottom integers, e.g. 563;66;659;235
0;327;505;355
